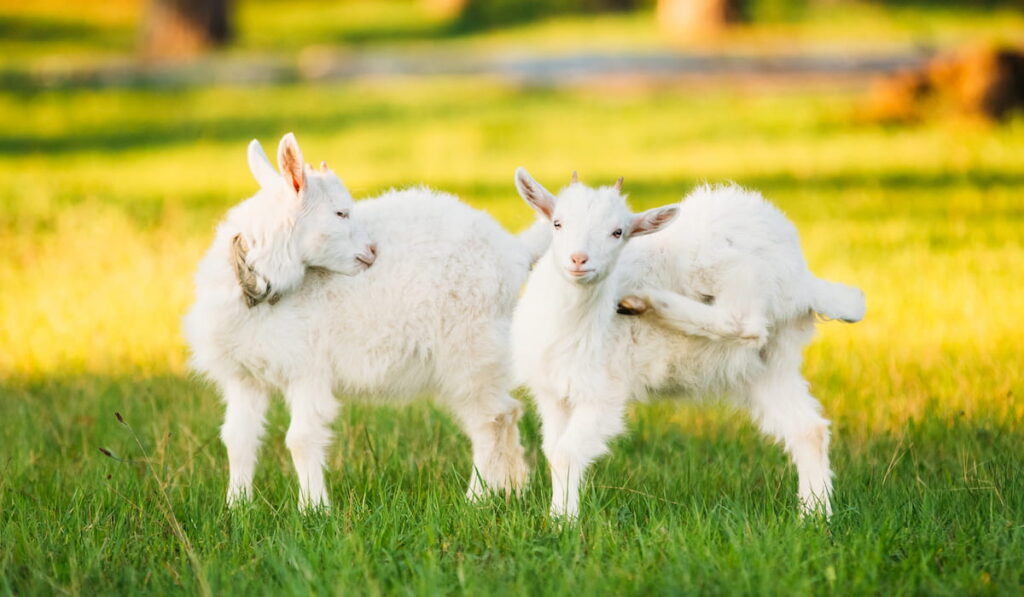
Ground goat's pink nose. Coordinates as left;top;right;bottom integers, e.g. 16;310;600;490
358;243;377;266
570;252;589;266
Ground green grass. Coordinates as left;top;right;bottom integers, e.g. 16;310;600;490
2;0;1024;589
1;76;1022;595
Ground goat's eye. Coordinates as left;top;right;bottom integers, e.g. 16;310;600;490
553;220;562;230
336;211;349;219
612;228;623;238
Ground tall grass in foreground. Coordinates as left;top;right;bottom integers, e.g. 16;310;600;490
1;80;1022;594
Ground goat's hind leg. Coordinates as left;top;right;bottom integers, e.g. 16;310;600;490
619;287;766;346
747;368;833;518
220;377;270;507
448;390;529;501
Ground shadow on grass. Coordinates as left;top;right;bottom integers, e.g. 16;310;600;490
0;100;481;156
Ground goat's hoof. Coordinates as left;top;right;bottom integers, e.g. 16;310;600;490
617;296;649;316
297;496;331;514
548;508;579;526
798;496;833;521
226;488;252;508
465;480;488;503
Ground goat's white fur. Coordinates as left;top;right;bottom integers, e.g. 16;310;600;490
184;134;539;510
510;168;865;519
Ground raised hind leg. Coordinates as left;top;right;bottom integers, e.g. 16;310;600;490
619;287;767;347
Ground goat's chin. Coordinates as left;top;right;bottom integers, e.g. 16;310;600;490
318;261;369;277
561;270;600;285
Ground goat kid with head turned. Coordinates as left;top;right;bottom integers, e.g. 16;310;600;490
510;168;865;520
184;133;540;511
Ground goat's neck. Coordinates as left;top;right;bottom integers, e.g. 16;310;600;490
540;256;618;346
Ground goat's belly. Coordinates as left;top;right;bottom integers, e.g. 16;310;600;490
229;343;304;390
636;334;765;398
328;343;439;403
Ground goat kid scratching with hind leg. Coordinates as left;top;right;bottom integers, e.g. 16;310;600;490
185;133;546;511
509;168;865;520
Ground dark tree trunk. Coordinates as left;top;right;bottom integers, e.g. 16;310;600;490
141;0;232;59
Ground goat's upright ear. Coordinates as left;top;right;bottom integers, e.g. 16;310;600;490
630;205;679;237
247;139;280;189
277;133;306;195
514;167;556;219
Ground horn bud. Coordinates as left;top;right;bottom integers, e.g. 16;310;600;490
614;176;624;191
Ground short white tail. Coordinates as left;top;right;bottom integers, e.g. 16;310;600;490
811;278;865;323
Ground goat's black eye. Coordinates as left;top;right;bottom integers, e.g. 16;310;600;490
553;220;562;230
336;211;349;219
612;228;623;238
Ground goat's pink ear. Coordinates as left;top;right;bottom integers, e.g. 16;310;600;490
630;205;679;237
277;133;306;195
514;167;556;220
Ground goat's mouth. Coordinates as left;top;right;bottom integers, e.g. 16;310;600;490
355;255;375;269
566;268;595;278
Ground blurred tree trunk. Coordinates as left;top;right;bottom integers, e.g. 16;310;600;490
141;0;232;59
657;0;741;41
423;0;469;19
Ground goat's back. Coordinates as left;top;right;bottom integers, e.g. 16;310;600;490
611;185;822;397
623;184;817;325
300;188;530;398
190;188;530;402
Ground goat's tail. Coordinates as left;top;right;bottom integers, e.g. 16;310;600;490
518;218;552;265
811;277;866;323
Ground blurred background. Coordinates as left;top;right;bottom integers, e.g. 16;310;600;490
0;0;1020;442
1;2;1022;591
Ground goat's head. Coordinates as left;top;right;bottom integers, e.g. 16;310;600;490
514;167;677;285
246;133;376;280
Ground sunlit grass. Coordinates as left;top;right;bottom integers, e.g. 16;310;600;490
1;80;1022;385
0;76;1022;593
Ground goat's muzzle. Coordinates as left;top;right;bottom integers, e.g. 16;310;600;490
356;243;377;268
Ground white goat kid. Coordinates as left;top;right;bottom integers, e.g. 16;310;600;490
510;168;865;520
184;133;534;510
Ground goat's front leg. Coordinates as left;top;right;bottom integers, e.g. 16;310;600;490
220;378;270;506
284;379;339;511
534;392;571;468
619;287;766;346
546;399;627;520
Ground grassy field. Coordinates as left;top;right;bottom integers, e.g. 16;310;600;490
2;76;1022;595
2;2;1024;595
